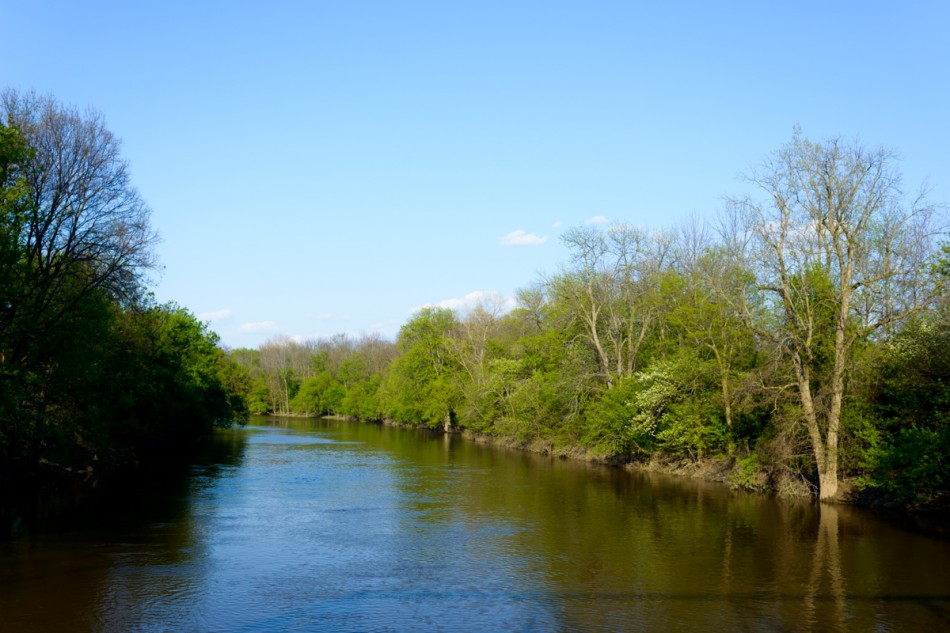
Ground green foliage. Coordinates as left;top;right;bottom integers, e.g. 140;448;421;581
292;371;345;416
0;123;31;279
340;374;384;420
859;424;950;501
729;453;763;491
246;382;271;415
856;313;950;502
581;376;649;457
656;401;727;459
579;351;732;460
102;303;248;441
0;292;247;495
381;308;462;427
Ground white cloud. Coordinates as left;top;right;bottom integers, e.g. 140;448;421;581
552;220;563;228
585;215;609;225
239;320;279;333
413;291;517;315
499;229;549;246
198;308;232;322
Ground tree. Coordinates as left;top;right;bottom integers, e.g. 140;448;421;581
448;295;508;426
553;224;669;389
258;336;304;414
0;93;250;499
0;90;158;367
382;307;462;428
0;122;31;367
1;92;162;489
0;89;159;431
733;130;942;500
669;230;758;438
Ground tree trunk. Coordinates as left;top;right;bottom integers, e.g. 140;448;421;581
794;352;840;501
818;457;839;501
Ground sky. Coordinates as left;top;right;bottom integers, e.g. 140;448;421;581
2;1;948;348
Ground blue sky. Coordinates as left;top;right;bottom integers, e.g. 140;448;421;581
3;1;948;348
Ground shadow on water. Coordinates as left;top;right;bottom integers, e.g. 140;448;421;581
0;426;252;632
1;426;250;538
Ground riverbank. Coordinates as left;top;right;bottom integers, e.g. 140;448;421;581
370;415;950;512
269;413;949;513
376;416;793;492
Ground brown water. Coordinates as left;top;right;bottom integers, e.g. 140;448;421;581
1;417;948;632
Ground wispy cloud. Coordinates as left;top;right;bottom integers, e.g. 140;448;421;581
239;320;279;333
499;229;549;246
585;215;609;225
552;220;563;228
198;308;232;322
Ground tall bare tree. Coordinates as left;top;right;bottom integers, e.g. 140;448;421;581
733;131;942;500
1;90;158;365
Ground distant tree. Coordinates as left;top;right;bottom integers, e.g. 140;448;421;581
258;336;311;414
382;307;462;428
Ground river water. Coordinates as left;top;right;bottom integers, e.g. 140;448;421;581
1;417;948;632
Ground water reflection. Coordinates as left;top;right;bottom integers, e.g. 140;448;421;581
1;417;949;632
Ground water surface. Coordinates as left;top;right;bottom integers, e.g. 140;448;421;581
2;417;948;631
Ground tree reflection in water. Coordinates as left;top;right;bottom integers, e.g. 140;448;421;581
803;503;848;632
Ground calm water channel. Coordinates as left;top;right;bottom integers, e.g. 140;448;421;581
1;417;948;632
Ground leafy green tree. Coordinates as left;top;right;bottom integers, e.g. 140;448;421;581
0;123;31;316
103;303;246;445
860;307;950;501
382;307;462;428
495;305;596;446
668;241;759;438
292;371;344;415
0;92;247;499
229;348;270;414
340;374;385;420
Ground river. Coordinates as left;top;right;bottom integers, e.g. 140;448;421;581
1;417;948;632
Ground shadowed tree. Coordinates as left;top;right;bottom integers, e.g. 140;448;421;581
0;92;160;484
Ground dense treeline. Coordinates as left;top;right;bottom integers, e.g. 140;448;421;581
238;132;948;505
0;91;247;501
